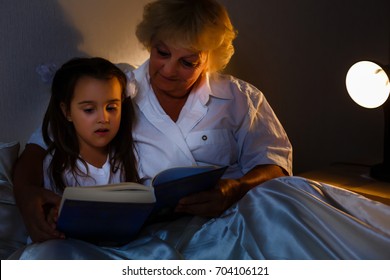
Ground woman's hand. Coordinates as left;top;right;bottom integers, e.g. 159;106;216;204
175;178;241;217
45;203;60;233
17;186;64;242
175;164;287;217
13;144;64;242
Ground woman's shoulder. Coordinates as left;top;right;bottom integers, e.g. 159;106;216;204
208;72;265;102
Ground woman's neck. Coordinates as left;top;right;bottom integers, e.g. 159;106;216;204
154;89;190;122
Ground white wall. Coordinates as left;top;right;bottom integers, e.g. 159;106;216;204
0;0;389;173
0;0;150;147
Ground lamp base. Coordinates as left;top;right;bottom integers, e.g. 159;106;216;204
370;163;390;182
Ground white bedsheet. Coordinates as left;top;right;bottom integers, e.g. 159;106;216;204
10;176;390;260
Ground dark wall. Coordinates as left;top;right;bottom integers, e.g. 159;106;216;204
1;0;389;174
222;0;390;173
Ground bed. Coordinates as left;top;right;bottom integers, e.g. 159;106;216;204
1;141;390;260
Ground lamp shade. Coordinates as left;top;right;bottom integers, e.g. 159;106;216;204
345;61;390;108
345;60;390;181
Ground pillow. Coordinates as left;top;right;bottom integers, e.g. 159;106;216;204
0;141;28;259
0;141;20;204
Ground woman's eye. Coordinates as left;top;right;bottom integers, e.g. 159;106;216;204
157;48;170;57
181;60;198;68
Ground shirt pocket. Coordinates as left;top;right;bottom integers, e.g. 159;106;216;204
186;129;238;166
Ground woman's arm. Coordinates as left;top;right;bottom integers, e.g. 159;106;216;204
175;164;287;217
12;144;63;242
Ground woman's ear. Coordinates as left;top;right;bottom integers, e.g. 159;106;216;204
60;103;72;122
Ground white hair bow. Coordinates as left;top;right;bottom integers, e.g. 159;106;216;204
123;68;138;99
36;62;138;98
36;63;57;85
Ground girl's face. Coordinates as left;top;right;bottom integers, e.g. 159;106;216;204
62;76;122;156
149;40;208;99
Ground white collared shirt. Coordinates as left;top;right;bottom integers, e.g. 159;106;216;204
132;61;292;185
30;60;292;187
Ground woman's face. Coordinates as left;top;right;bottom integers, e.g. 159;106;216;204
148;40;208;99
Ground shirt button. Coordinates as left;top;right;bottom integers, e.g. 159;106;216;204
202;135;207;141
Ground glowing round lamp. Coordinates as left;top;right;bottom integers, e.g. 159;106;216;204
346;61;390;108
345;60;390;181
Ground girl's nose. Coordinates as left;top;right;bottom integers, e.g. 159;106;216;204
98;110;109;124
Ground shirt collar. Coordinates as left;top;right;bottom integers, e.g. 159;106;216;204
195;72;233;104
132;59;233;107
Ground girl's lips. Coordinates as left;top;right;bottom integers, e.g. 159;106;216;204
95;128;109;136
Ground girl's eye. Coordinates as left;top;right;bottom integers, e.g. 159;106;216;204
106;105;118;112
83;108;94;114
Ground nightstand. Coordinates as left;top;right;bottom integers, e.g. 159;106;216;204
298;163;390;206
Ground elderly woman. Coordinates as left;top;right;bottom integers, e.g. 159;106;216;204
131;0;292;217
12;0;295;259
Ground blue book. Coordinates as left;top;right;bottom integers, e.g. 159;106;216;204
56;165;228;246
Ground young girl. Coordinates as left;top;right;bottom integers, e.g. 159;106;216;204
41;57;139;225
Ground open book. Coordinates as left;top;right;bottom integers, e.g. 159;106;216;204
56;165;228;246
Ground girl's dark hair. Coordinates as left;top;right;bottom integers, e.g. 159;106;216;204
42;57;139;192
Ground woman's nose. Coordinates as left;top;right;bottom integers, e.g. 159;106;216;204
161;59;177;76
